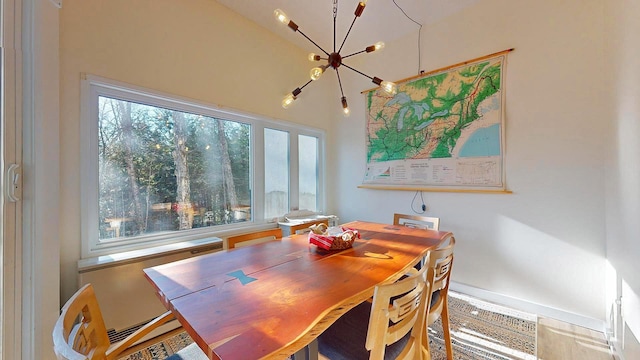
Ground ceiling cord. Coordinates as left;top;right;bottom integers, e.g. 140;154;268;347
394;2;425;213
392;0;423;74
411;190;427;214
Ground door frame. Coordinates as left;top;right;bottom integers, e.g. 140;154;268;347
1;0;23;358
2;0;60;359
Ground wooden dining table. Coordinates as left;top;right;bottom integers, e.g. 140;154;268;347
143;220;451;359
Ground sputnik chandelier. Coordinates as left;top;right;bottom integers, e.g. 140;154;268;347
276;0;397;116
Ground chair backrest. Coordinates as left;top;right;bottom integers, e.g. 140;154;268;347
53;284;111;360
54;285;181;360
365;252;431;360
393;213;440;231
288;218;329;235
425;234;455;325
226;228;283;249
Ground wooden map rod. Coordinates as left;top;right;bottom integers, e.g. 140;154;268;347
362;48;515;93
357;185;513;194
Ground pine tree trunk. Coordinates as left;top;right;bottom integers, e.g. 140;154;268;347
216;119;239;214
173;111;193;230
117;101;145;234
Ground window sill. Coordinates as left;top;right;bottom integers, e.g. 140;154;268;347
78;236;222;272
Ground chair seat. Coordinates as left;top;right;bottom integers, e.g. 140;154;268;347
166;342;209;360
318;302;410;360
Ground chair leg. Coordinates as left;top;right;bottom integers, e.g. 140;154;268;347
441;300;453;360
422;345;432;360
422;325;431;360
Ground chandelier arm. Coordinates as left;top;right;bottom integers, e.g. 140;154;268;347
335;68;346;97
341;49;367;59
341;63;374;80
297;29;330;56
299;79;314;91
338;15;358;54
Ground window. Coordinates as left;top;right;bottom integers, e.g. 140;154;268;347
81;75;325;256
299;134;319;212
264;128;289;220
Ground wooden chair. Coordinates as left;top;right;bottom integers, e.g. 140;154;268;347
53;283;207;360
394;213;440;271
226;228;283;249
422;234;456;360
393;214;440;231
280;218;329;236
318;253;431;360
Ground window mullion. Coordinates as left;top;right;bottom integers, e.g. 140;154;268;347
317;134;327;214
289;131;300;211
253;123;265;222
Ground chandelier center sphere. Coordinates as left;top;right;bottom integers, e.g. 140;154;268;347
328;52;342;69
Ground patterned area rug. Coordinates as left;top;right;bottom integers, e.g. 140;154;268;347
428;292;537;360
119;331;193;360
119;292;536;360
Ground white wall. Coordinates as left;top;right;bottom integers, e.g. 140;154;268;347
59;0;336;302
605;0;640;356
332;0;608;321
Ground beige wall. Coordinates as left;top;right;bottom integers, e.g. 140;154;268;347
59;0;336;301
333;0;609;321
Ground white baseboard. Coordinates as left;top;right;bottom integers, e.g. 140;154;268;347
450;281;607;333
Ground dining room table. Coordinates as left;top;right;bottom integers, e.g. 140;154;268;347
143;220;452;360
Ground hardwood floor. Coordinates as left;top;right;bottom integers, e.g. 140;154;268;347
537;317;615;360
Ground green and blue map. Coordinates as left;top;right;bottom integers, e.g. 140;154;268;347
363;55;506;188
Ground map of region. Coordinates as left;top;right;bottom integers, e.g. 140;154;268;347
363;54;506;188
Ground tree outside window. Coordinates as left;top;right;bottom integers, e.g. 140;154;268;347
98;96;250;240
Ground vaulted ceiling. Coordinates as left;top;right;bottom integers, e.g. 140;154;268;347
215;0;480;55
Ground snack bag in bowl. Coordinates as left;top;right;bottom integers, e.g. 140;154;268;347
308;226;359;250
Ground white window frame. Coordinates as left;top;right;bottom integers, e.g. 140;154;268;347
80;74;325;258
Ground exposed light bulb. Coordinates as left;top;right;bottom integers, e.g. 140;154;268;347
381;81;397;95
274;9;289;25
366;41;386;53
341;96;350;117
308;53;321;61
310;66;326;81
274;8;299;31
372;77;397;95
282;93;296;109
361;0;369;4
